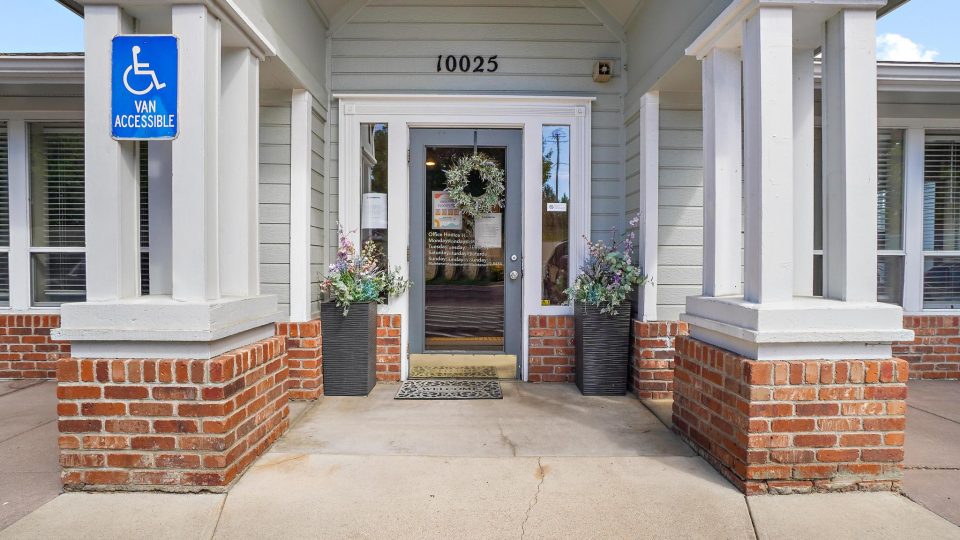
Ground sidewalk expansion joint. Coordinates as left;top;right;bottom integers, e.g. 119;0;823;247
907;405;960;425
744;495;760;540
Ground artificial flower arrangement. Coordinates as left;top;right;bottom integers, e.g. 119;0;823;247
320;226;411;315
566;213;648;315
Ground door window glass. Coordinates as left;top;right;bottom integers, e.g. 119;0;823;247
424;145;506;351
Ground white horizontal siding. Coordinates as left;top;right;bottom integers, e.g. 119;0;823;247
330;1;626;243
657;93;704;321
259;96;292;315
310;96;327;316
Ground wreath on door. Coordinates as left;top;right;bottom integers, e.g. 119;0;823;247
443;153;505;218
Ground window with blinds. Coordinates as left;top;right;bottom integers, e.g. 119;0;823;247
812;128;905;305
28;123;85;306
923;131;960;309
0;122;8;306
877;129;905;305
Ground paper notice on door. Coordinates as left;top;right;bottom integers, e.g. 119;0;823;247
432;191;462;230
361;193;388;229
474;213;502;249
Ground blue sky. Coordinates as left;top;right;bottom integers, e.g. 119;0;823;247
0;0;956;62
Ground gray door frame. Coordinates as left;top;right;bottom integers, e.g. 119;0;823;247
408;128;524;368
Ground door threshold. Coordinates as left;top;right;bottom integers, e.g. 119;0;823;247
409;353;517;380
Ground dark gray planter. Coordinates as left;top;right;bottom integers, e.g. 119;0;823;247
320;301;377;396
575;304;631;396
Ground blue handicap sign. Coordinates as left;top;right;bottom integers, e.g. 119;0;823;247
111;35;178;140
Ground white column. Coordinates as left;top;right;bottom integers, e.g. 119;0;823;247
793;49;815;297
219;48;260;298
821;9;879;303
84;6;141;302
637;92;660;320
901;128;925;312
742;7;794;304
148;141;173;295
171;5;221;302
289;89;313;321
701;48;743;298
6;120;30;310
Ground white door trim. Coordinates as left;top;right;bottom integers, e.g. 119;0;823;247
336;94;594;381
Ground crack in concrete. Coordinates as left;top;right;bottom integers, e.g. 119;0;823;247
498;422;518;457
520;457;545;540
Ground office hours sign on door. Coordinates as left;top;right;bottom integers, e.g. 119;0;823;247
111;35;178;140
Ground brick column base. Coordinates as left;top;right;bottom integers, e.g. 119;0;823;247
895;315;960;380
673;336;907;495
376;315;401;381
277;321;323;400
528;315;575;383
56;335;289;492
0;315;70;379
631;321;687;399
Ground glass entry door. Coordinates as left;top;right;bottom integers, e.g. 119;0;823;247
409;129;523;365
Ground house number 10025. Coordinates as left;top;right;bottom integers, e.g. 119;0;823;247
436;55;499;73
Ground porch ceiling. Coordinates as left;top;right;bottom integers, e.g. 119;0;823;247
310;0;644;30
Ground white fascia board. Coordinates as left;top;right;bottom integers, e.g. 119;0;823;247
812;60;960;92
685;0;886;59
0;56;84;85
76;0;277;59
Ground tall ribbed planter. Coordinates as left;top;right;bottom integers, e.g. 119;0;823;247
320;301;377;396
575;304;631;396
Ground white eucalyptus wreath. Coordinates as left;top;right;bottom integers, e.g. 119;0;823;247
443;153;505;218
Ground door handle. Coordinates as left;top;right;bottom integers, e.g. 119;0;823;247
509;270;519;280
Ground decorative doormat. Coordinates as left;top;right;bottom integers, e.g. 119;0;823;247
395;379;503;400
408;365;499;379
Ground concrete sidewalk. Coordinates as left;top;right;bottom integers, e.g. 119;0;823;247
2;382;957;539
0;381;60;531
904;380;960;526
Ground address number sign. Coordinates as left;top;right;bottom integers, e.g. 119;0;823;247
436;55;499;73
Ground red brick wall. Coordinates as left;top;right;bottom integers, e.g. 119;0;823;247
631;321;687;399
276;321;322;400
56;335;289;492
894;315;960;380
528;315;575;383
0;315;69;379
674;336;907;495
376;314;401;382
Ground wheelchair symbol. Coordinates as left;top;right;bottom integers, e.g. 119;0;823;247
123;46;167;96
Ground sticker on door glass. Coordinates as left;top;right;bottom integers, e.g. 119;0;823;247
546;202;567;212
432;191;462;230
474;213;502;249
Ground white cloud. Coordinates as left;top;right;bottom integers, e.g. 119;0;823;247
876;33;939;62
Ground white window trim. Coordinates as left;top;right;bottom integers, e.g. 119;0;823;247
0;111;84;313
880;118;960;314
336;94;594;381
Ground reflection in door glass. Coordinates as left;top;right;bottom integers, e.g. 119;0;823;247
424;146;506;351
542;126;570;305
